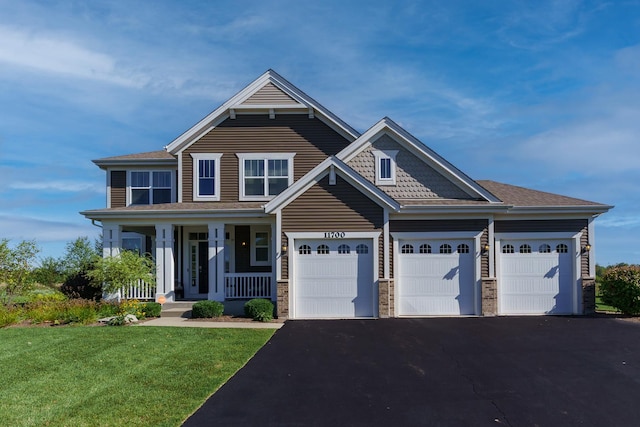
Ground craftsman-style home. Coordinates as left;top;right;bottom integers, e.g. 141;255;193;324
82;70;611;319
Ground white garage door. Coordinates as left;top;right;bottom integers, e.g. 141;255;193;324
499;240;573;315
397;239;476;316
293;239;374;319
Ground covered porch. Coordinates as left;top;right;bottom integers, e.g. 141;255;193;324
102;220;278;303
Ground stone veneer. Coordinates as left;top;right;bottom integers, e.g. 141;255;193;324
276;279;289;319
481;278;498;316
378;279;394;318
582;277;596;314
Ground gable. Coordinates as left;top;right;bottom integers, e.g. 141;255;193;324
241;82;300;105
348;134;474;201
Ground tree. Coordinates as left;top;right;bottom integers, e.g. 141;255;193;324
0;239;40;302
32;256;65;287
86;250;156;297
60;236;100;279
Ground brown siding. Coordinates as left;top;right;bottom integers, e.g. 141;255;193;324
481;228;489;278
581;225;589;278
110;170;126;208
390;219;488;233
183;114;351;203
242;83;299;105
494;219;587;233
281;175;384;279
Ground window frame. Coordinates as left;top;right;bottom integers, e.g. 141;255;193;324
372;150;398;186
237;153;295;201
127;170;175;206
250;225;271;267
191;153;222;201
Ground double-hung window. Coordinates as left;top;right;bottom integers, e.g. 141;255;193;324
251;226;271;266
372;150;398;185
237;153;295;200
191;153;222;201
129;171;173;205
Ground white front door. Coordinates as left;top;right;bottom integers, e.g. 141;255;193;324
499;240;573;315
185;241;209;299
397;239;476;316
293;239;375;319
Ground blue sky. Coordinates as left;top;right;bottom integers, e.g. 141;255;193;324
0;0;637;265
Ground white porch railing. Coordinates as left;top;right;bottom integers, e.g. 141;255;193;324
121;279;157;300
225;273;272;299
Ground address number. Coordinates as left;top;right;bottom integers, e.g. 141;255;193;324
324;231;346;239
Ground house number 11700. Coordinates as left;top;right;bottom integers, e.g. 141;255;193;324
324;231;346;239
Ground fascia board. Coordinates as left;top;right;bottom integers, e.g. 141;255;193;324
503;205;614;215
93;159;177;169
398;205;512;215
80;209;267;221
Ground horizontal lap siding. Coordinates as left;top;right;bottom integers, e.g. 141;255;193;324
242;83;299;104
110;171;126;208
183;115;350;203
281;175;384;279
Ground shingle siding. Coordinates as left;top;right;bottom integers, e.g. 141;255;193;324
348;134;473;200
182;114;350;203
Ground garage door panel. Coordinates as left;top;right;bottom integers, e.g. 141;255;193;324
500;240;573;315
398;239;476;316
294;239;374;319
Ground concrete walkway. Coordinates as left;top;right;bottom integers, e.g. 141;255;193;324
137;316;284;329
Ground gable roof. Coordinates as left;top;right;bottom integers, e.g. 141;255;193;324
165;69;360;154
265;156;400;214
337;117;501;203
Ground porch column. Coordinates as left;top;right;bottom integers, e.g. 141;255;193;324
207;223;225;301
155;223;175;302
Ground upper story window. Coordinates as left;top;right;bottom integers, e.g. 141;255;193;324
191;153;222;201
237;153;295;200
372;150;398;186
129;171;173;205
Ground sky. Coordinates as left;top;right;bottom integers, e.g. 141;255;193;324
0;0;638;266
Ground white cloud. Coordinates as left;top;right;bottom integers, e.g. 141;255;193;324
0;215;99;243
8;180;103;194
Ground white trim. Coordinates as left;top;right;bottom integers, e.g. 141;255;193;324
191;153;222;201
487;217;495;278
286;231;381;240
177;152;183;203
588;217;596;277
236;153;295;201
383;210;389;279
372;149;398;185
106;168;112;208
276;211;283;281
392;231;483;316
495;232;582;315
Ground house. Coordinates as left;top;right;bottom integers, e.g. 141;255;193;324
81;70;612;319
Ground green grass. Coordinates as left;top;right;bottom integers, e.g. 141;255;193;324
0;326;274;427
596;295;619;313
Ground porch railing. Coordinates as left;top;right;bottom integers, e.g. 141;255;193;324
121;279;156;301
225;273;272;299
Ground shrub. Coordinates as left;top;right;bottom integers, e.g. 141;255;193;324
601;265;640;315
60;271;102;301
141;302;162;318
191;300;224;318
0;305;22;328
244;299;274;322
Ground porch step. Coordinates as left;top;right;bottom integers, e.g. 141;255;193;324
161;302;195;318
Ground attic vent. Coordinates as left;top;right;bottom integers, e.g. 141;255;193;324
329;165;336;185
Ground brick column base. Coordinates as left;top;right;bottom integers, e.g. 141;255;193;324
482;278;497;316
276;279;289;319
582;277;596;314
379;279;394;318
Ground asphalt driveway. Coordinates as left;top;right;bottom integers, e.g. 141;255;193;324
183;316;640;427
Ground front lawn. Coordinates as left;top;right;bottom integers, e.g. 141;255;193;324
0;326;274;427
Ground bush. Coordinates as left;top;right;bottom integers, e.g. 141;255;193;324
0;305;23;328
191;300;224;318
244;299;274;322
601;265;640;315
60;271;102;301
141;302;162;318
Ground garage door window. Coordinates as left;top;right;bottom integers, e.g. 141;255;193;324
338;244;351;254
317;244;330;254
401;244;414;254
539;244;551;253
440;244;452;254
356;244;369;254
556;244;568;253
420;244;432;254
502;244;515;254
519;244;532;254
457;244;470;254
299;245;311;255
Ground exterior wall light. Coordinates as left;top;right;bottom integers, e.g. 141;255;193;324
281;244;288;254
583;244;592;253
481;244;491;255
